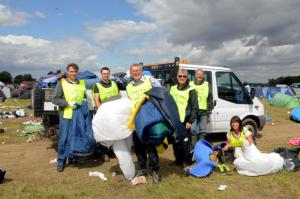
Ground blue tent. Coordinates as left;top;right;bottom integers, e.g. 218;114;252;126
78;71;100;90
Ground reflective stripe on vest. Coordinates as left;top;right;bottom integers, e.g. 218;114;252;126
61;79;86;119
95;81;118;102
190;81;209;110
170;85;193;122
228;127;251;147
126;77;152;110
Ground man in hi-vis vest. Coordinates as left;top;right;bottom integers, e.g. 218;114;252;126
170;69;198;168
190;69;213;138
126;63;162;184
93;67;120;109
53;63;86;172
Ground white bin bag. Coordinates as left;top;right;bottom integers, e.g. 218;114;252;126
92;98;135;180
92;98;132;142
234;141;284;176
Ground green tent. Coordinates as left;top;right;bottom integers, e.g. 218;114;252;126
271;92;300;108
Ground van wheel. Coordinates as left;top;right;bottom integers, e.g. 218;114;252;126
242;118;258;140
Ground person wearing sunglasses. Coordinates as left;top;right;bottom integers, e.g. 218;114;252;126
169;69;198;168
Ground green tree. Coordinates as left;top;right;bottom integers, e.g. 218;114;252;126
13;74;35;84
0;71;13;83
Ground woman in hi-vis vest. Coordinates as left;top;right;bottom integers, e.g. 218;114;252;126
223;116;254;151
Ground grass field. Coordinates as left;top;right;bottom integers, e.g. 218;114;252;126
0;98;299;199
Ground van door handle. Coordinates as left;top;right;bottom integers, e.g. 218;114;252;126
214;100;217;107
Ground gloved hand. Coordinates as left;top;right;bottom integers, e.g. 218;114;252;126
68;102;78;109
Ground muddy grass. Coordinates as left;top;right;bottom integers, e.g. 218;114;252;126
0;99;300;199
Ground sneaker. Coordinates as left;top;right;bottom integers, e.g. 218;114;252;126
152;170;161;184
0;169;6;183
57;165;64;172
136;169;148;177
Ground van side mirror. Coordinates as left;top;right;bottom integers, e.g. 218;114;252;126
250;88;256;99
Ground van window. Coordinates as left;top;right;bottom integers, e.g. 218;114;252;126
216;72;250;104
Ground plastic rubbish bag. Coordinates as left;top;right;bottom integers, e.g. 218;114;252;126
273;147;300;172
234;141;284;176
112;136;135;180
92;98;132;142
92;98;135;180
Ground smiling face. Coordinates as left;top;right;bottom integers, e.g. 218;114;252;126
101;69;110;82
195;69;204;81
67;66;78;81
231;121;240;131
177;69;188;86
130;64;142;81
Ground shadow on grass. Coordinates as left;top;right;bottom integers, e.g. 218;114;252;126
2;178;13;184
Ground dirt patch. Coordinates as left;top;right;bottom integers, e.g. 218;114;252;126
0;122;299;199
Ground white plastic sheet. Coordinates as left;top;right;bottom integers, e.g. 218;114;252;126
92;98;135;180
234;141;284;176
92;98;132;143
112;136;135;180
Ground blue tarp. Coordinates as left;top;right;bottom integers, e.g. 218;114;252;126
65;101;95;158
135;100;166;144
255;86;295;101
291;107;300;122
187;139;217;177
78;71;100;90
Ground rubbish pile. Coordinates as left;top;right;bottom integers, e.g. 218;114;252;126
19;120;44;137
0;109;26;119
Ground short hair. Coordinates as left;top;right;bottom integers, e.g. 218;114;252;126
66;63;79;71
230;116;243;132
101;67;110;73
130;63;142;71
177;69;188;75
195;68;204;74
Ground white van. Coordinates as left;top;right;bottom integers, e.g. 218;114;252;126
142;58;266;138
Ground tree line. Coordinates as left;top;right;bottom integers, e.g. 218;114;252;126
268;75;300;86
0;71;35;84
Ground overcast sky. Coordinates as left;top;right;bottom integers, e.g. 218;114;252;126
0;0;300;82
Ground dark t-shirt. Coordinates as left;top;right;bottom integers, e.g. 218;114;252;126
93;80;119;93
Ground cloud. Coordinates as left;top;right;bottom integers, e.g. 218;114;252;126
125;0;300;82
87;20;157;48
0;4;30;26
34;11;45;18
0;35;100;76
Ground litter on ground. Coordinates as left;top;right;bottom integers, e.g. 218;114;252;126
217;185;228;191
89;171;107;181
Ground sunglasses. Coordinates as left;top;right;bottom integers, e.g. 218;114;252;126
178;75;187;78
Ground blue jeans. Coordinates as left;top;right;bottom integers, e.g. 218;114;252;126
191;112;208;136
57;114;71;166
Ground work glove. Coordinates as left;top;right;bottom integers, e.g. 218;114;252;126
68;102;78;109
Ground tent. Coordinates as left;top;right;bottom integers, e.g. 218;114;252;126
78;71;100;90
0;81;11;99
271;93;299;109
255;86;295;101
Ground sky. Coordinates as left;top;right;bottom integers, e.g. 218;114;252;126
0;0;300;82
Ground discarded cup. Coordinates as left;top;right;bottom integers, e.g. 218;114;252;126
49;158;57;164
217;185;227;191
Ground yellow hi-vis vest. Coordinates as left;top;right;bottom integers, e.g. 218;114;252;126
228;127;251;147
170;85;193;122
95;81;118;102
126;77;152;110
61;79;86;119
190;81;209;110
